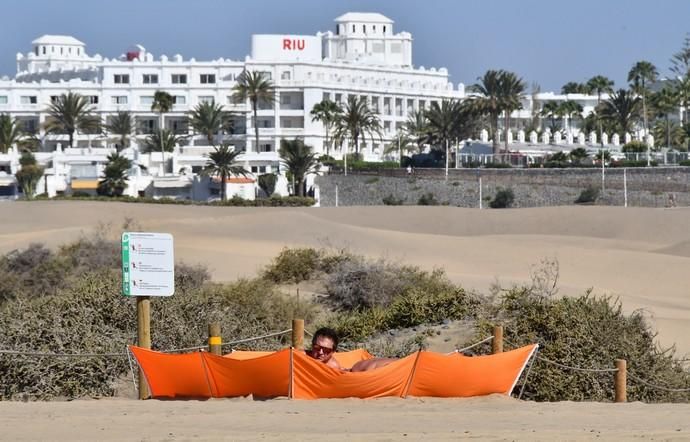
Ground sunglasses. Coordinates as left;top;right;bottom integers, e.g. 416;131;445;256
312;344;334;355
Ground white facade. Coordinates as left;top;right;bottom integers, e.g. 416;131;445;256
0;12;615;199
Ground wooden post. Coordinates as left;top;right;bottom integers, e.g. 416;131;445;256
208;322;222;355
292;319;304;349
136;296;151;400
615;359;627;403
492;325;504;354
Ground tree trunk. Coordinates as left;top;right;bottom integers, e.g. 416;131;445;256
296;177;303;197
491;113;499;156
666;115;671;148
504;112;509;158
220;171;226;201
253;100;259;153
325;123;330;157
69;130;74;149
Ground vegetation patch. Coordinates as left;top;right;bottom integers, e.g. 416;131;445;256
575;186;600;204
489;188;515;208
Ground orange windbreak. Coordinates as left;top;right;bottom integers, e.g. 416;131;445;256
225;348;373;369
204;349;290;397
129;346;213;398
292;350;418;399
407;344;538;397
130;344;537;400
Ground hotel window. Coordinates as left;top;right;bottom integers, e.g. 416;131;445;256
34;47;38;56
50;96;59;103
77;48;80;55
0;96;7;104
88;96;99;104
111;96;128;105
281;94;291;105
42;46;46;55
199;96;214;104
142;74;158;84
352;25;355;32
281;71;290;80
114;74;130;84
363;25;366;33
200;74;216;84
173;96;186;105
20;96;37;104
383;26;386;33
172;74;187;84
140;96;154;105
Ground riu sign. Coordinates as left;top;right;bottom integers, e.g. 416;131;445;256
283;38;305;50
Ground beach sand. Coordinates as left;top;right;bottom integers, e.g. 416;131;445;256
0;396;688;441
1;201;689;440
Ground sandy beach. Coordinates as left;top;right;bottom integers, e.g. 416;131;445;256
1;201;689;440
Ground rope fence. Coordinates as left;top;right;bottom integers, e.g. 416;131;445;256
2;322;689;400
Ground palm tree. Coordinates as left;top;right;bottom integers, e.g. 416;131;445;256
383;131;417;161
586;76;614;148
151;91;174;171
203;144;248;201
600;89;641;136
279;138;319;197
332;95;383;168
143;129;185;154
104;111;134;151
650;86;680;148
15;151;44;199
628;61;658;138
558;100;584;135
469;70;503;154
540;101;561;134
45;92;100;149
232;70;274;153
189;101;231;146
310;99;342;157
0;114;23;153
561;82;591;95
425;100;464;177
498;71;526;153
403;109;429;153
97;152;132;197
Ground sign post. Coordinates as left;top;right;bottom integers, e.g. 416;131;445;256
121;232;175;399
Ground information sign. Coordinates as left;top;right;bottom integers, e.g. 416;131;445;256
121;232;175;296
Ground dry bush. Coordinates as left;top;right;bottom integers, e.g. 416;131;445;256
476;286;690;402
0;241;315;400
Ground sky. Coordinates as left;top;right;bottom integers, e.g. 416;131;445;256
1;0;689;92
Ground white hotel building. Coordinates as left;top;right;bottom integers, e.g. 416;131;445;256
0;12;602;199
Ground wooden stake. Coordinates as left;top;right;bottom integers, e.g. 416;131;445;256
292;319;304;349
615;359;627;403
208;323;222;355
492;325;504;354
136;296;151;400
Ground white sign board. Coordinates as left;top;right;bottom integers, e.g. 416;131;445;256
121;232;175;297
250;34;321;62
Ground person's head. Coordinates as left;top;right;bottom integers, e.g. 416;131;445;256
310;327;339;363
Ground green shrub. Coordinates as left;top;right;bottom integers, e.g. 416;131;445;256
679;160;690;166
382;194;405;205
476;287;690;402
417;192;438;206
258;173;278;197
489;188;515;208
610;160;657;168
575;186;600;204
622;141;648;153
483;163;512;169
71;191;92;198
262;247;322;284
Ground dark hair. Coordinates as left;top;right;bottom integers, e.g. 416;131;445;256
312;327;339;351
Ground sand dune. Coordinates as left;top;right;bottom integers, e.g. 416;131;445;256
1;201;689;357
2;201;690;439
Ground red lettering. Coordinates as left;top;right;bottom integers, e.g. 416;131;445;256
283;39;291;50
296;39;305;50
282;38;305;51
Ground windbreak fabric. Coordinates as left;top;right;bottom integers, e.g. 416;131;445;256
129;344;537;400
225;348;373;369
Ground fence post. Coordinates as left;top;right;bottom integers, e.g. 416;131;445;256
208;322;222;355
292;319;304;349
615;359;627;403
136;296;151;400
623;168;628;208
492;325;503;354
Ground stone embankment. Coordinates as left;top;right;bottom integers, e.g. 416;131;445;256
316;168;690;207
